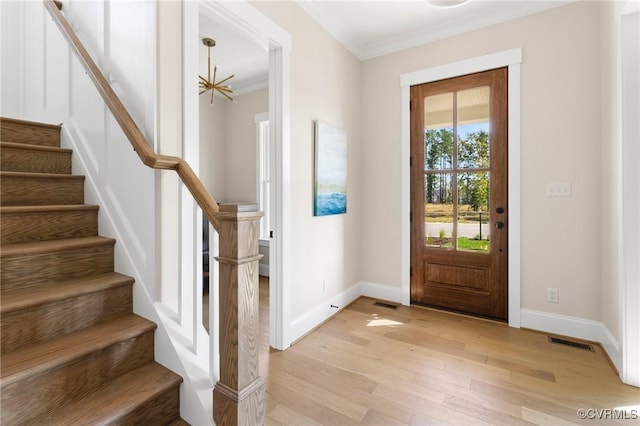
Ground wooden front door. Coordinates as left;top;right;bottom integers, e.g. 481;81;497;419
410;67;508;321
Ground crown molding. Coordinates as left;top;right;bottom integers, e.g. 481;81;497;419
297;0;576;61
233;74;269;96
295;1;367;59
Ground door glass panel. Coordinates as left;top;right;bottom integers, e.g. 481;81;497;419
458;171;490;252
423;87;491;253
424;92;453;170
425;172;453;248
458;87;490;169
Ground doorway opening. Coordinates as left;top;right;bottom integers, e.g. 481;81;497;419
400;48;522;326
410;67;508;321
196;0;292;349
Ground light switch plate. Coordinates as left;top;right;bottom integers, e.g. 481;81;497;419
546;182;571;197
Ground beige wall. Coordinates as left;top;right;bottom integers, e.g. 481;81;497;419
200;88;268;204
199;95;228;202
225;88;268;203
210;0;623;344
251;1;363;320
360;1;613;322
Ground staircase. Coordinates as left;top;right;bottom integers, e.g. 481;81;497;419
0;117;188;425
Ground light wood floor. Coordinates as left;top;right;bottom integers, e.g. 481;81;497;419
257;279;640;426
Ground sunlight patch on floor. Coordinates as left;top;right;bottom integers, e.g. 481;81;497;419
366;318;403;327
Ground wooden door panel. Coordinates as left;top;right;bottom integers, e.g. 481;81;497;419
425;262;490;291
422;284;503;318
410;67;508;321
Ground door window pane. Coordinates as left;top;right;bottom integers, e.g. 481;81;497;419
424;92;453;170
458;87;490;169
425;172;453;248
457;171;490;252
423;87;491;253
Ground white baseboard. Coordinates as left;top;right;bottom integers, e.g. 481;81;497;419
288;282;362;344
521;308;622;374
521;309;603;341
359;281;408;305
259;264;269;277
599;323;622;374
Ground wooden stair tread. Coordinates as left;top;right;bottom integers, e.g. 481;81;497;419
0;314;155;384
0;236;115;258
1;272;133;313
0;171;84;206
0;141;72;153
168;418;191;426
1;141;73;174
42;362;182;425
0;204;99;214
0;204;100;245
0;117;61;131
0;117;61;147
0;170;83;180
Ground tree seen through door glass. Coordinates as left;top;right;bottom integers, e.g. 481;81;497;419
424;172;453;248
424;86;491;252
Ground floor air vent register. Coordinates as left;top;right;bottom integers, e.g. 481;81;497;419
373;301;399;310
548;336;595;352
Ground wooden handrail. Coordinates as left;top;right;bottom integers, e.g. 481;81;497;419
43;0;220;231
44;5;268;424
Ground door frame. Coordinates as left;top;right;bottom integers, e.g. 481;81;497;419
400;48;522;327
197;0;293;349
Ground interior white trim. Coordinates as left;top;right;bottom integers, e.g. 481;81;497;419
363;3;570;60
507;61;522;329
298;1;573;61
295;1;364;60
259;264;270;277
521;308;607;342
199;0;292;350
255;111;269;242
234;74;269;96
400;48;523;327
522;309;622;372
618;3;640;387
360;281;406;305
289;282;361;343
601;322;623;375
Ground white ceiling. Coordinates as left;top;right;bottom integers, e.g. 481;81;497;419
199;0;574;96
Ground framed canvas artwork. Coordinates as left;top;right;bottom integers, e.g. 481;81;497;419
314;120;347;216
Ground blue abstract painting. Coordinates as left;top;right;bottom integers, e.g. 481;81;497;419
314;121;347;216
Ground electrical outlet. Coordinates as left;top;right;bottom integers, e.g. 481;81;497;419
547;288;558;303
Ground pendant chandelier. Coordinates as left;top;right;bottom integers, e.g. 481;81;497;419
199;38;234;105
